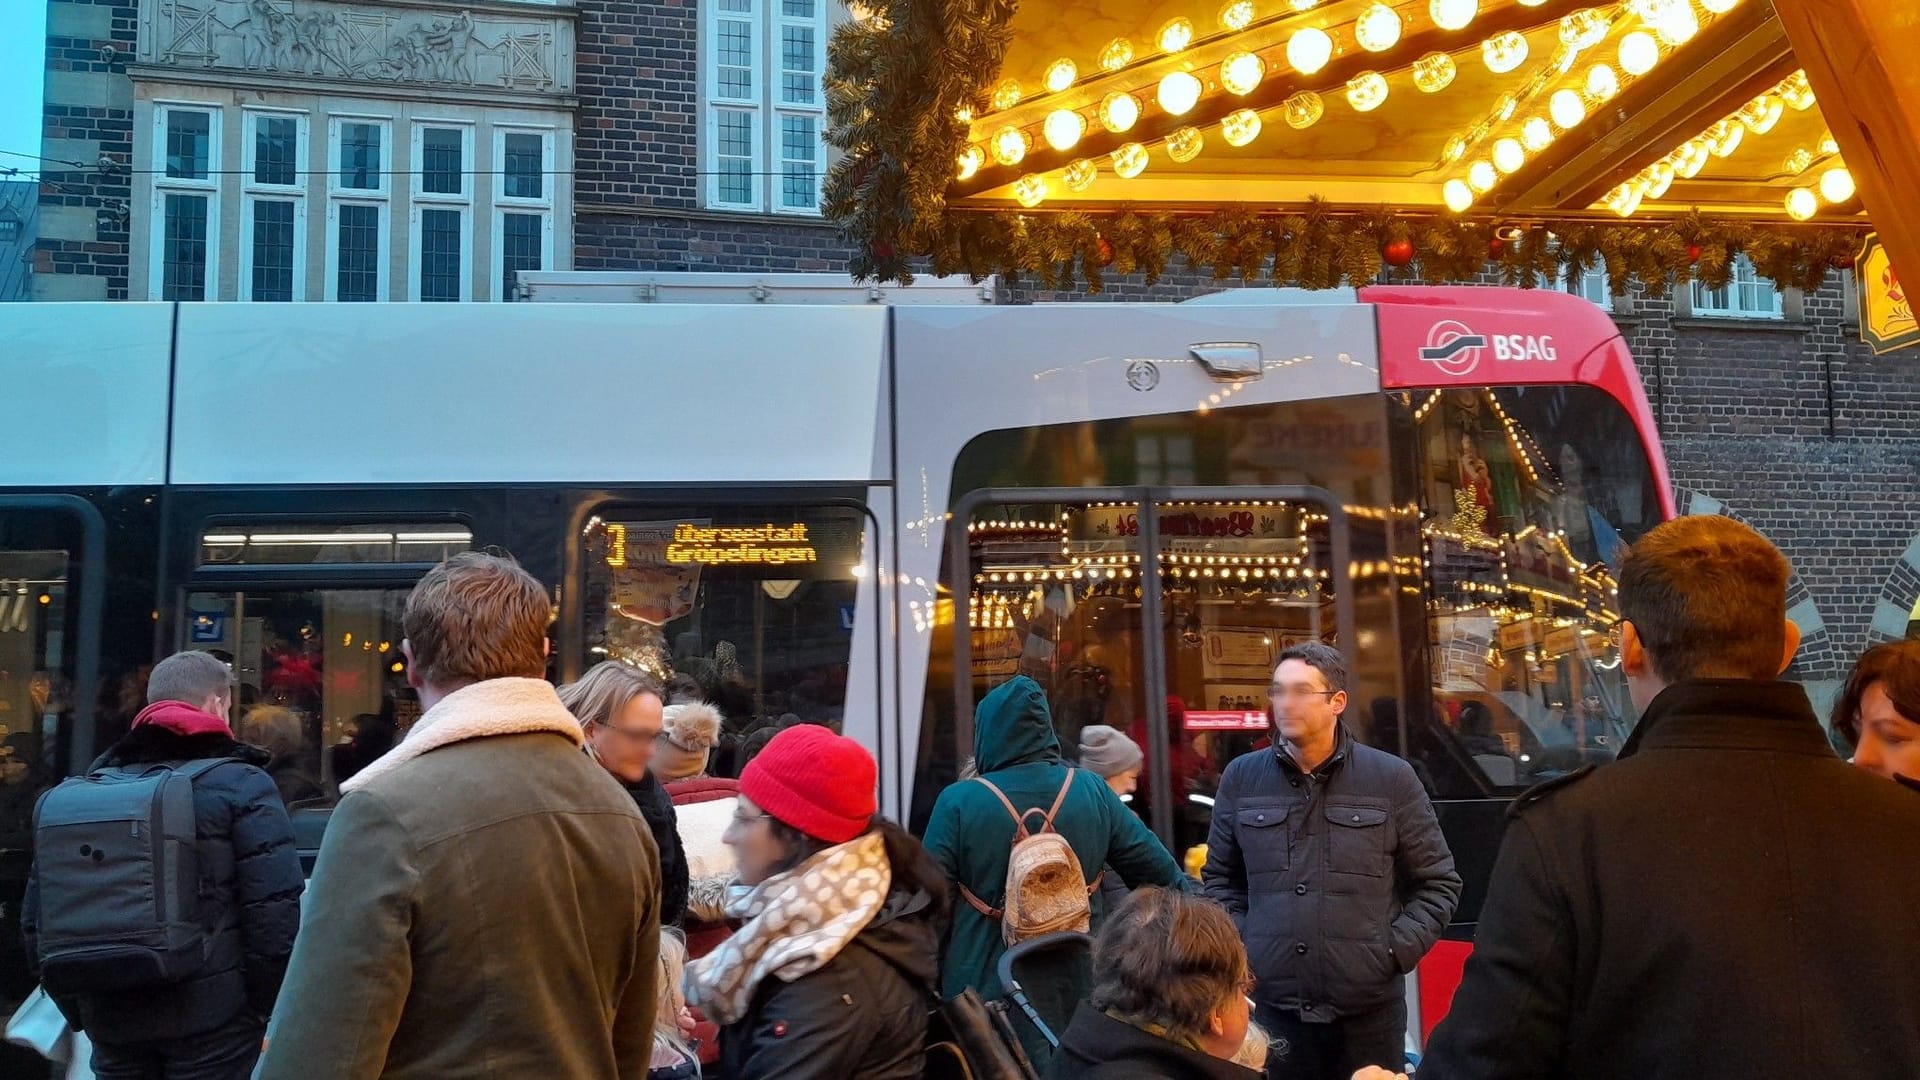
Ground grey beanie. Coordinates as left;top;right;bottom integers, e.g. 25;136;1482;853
1078;725;1144;778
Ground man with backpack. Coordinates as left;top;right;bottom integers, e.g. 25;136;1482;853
923;675;1190;1062
22;649;304;1080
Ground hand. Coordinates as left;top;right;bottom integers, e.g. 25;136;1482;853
1350;1069;1408;1080
676;1005;697;1042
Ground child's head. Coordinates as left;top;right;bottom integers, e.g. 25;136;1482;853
657;929;691;1052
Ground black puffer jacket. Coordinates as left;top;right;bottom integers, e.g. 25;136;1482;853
623;771;689;928
22;722;305;1042
719;825;946;1080
1048;1003;1263;1080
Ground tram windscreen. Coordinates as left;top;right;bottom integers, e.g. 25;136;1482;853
1401;385;1663;799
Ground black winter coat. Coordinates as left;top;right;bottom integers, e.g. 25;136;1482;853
1047;1004;1262;1080
1202;726;1461;1021
624;771;689;928
719;883;941;1080
21;727;305;1042
1420;680;1920;1079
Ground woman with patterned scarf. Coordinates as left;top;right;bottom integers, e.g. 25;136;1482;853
683;725;947;1080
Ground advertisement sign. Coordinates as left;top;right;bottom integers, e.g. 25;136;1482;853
1858;233;1920;355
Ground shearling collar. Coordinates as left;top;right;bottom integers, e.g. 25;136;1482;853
340;677;584;793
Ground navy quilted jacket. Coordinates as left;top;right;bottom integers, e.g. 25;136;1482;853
22;722;305;1041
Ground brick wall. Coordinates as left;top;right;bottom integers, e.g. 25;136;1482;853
36;0;138;300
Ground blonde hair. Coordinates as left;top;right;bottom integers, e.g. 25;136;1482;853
655;929;695;1062
558;661;664;731
239;705;304;759
402;552;550;688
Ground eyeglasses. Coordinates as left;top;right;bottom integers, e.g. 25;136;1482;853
730;806;768;829
1267;686;1339;702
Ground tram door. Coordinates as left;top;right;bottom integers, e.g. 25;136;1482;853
949;487;1357;859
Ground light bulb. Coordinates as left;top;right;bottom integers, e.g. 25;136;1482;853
1820;166;1855;203
1675;141;1707;178
1346;71;1389;113
1483;32;1529;74
1740;95;1783;135
1468;159;1498;192
991;126;1029;166
1355;4;1403;52
956;145;984;180
1159;71;1203;115
1819;130;1839;155
1710;121;1742;158
1413;52;1457;93
1701;0;1737;10
1099;37;1134;71
1063;158;1098;191
1167;126;1205;163
1044;109;1085;151
1518;117;1552;152
1222;51;1266;95
1159;17;1194;53
1220;0;1256;30
1782;147;1813;175
1443;177;1475;212
1549;89;1587;129
1443;133;1468;162
1288;27;1334;74
991;79;1023;111
1618;31;1659;76
1493;137;1526;174
1111;142;1149;178
1645;161;1674;199
1045;58;1077;94
1652;0;1697;45
1780;73;1815;111
1430;0;1477;32
1284;91;1325;129
1586;64;1619;102
1221;108;1263;147
1494;94;1517;123
1560;8;1611;50
1100;92;1140;133
1013;175;1047;208
1611;184;1642;217
1785;186;1817;220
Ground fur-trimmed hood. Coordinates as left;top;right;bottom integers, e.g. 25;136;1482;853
98;724;270;770
340;677;583;793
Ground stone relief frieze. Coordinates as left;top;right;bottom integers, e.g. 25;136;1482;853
142;0;570;93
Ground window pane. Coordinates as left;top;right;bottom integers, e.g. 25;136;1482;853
199;523;472;566
419;208;462;302
715;109;754;205
0;538;74;927
421;128;464;195
250;199;296;302
500;211;544;300
253;116;298;186
780;114;818;209
781;25;816;105
716;18;753;99
502;133;544;199
162;193;209;301
338;123;382;190
166;111;211;180
582;507;866;778
782;0;814;16
335;203;380;302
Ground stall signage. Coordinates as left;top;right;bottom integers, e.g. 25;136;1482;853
1858;233;1920;355
1185;710;1271;731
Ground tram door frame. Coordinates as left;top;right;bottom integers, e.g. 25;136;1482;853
948;485;1356;846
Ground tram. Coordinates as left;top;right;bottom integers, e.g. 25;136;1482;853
0;283;1669;1047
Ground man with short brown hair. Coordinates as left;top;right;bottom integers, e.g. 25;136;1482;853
1417;515;1920;1078
260;552;660;1079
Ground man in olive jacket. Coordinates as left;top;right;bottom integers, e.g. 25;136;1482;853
1420;516;1920;1078
259;553;660;1079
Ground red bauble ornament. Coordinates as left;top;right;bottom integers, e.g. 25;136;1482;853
1687;243;1703;263
1830;251;1857;270
1489;236;1506;258
1096;236;1115;267
872;242;894;262
1383;238;1415;267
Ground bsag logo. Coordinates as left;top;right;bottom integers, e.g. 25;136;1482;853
1419;320;1558;376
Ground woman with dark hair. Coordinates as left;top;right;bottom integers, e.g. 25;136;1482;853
1048;886;1263;1079
1833;639;1920;790
684;725;947;1080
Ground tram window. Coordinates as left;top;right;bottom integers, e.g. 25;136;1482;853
185;589;415;808
1403;385;1661;799
581;506;866;780
199;524;472;566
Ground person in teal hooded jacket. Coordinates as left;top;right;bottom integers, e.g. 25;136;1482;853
923;676;1191;1013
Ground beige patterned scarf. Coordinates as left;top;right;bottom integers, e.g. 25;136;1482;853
682;830;891;1026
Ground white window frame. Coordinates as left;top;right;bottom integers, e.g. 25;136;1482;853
324;199;389;303
149;103;222;301
1563;257;1613;312
771;0;828;215
1689;254;1785;319
328;116;392;198
409;121;475;302
241;110;308;302
492;126;555;301
701;0;830;214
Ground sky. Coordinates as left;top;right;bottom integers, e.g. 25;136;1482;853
0;4;49;179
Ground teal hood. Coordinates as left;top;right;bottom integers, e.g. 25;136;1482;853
974;676;1063;774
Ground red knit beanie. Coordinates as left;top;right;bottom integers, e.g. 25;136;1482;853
739;725;877;844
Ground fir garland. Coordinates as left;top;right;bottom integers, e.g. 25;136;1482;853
823;1;1864;295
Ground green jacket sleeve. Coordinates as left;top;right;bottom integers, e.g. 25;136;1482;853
257;790;418;1080
1096;775;1189;891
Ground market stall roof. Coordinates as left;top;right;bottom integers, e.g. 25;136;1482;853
824;0;1875;289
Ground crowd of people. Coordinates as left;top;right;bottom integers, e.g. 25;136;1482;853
14;516;1920;1079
